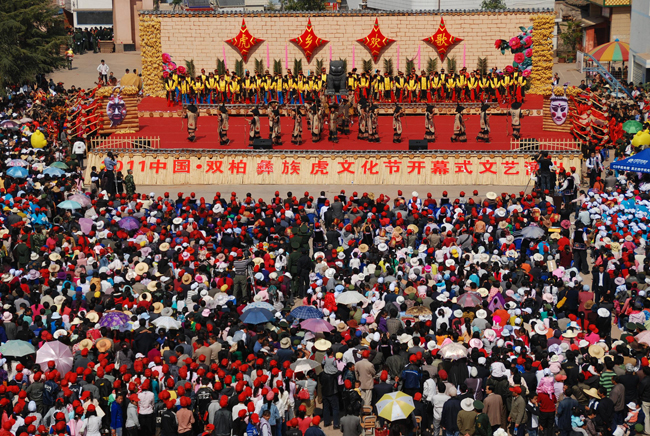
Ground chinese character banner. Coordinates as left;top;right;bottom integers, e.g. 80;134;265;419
86;152;581;186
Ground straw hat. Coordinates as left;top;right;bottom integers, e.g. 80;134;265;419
314;339;332;351
152;302;164;314
78;339;94;350
85;311;99;323
486;192;497;200
96;338;112;353
135;262;149;275
182;274;192;285
588;344;605;359
583;387;600;399
461;398;475;412
159;242;170;252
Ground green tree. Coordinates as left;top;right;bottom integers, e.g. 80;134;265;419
0;0;67;88
559;20;583;54
284;0;326;10
481;0;507;9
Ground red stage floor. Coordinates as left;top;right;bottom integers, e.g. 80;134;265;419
118;95;571;151
126;112;569;151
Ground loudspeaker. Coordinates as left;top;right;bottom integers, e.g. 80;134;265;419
409;140;428;151
252;139;273;150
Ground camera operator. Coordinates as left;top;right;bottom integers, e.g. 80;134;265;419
535;151;554;192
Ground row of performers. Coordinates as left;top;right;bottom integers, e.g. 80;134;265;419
165;68;527;107
209;99;524;146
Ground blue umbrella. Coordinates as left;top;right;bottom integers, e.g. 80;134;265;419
290;306;323;320
118;216;141;231
239;308;274;324
0;340;36;357
43;167;65;177
57;200;82;210
6;167;28;179
242;301;275;312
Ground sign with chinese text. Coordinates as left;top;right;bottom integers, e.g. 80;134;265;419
226;19;264;62
291;18;329;63
357;18;395;63
86;152;581;187
423;17;463;61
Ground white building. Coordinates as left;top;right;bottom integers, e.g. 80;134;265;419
629;0;650;83
65;0;114;28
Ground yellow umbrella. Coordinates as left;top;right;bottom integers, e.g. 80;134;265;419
632;130;650;148
377;391;415;421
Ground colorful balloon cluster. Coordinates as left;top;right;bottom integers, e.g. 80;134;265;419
495;26;533;77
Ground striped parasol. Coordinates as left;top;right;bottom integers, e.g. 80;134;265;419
376;391;415;421
588;40;629;62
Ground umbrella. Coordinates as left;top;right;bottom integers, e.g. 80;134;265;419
588;40;629;62
405;306;432;316
6;167;28;178
456;292;482;308
19;117;33;124
439;342;469;360
0;120;19;129
57;200;82;210
118;216;141;231
636;331;650;346
50;161;69;170
239;308;274;324
623;120;643;134
99;311;130;329
611;149;650;173
7;159;28;167
68;193;92;207
290;306;323;320
521;226;545;239
336;291;367;305
36;340;73;375
377;392;415;421
242;301;275;312
43;167;65;177
290;358;321;373
79;217;94;235
152;316;182;330
0;340;36;357
300;318;334;333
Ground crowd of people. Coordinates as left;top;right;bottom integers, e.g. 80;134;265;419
5;64;650;436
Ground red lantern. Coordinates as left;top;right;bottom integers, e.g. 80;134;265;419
357;18;395;63
291;18;328;63
226;19;264;62
423;17;463;61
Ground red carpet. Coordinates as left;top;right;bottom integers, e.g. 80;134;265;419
117;112;570;152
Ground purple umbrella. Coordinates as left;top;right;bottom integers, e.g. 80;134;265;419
118;216;141;231
79;218;94;235
300;318;334;333
36;340;73;375
99;311;130;329
68;193;91;207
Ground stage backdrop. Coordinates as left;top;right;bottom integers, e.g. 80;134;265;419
86;151;581;186
139;10;554;98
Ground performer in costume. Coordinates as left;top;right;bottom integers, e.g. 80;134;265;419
393;103;404;143
407;72;418;103
450;105;467;142
510;102;522;139
394;71;406;103
338;97;351;135
357;99;368;141
164;73;176;107
268;100;278;140
218;105;230;145
248;107;261;146
271;107;282;146
311;102;321;143
290;106;303;145
185;104;198;142
476;103;491;143
418;70;429;102
367;104;380;143
328;103;340;143
424;104;436;143
381;72;392;103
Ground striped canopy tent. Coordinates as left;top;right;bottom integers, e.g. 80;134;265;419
588;40;629;62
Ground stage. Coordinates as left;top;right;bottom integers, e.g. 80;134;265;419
104;95;575;152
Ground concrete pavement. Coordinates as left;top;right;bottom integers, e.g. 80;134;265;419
48;51;142;89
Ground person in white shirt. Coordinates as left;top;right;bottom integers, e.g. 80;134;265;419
97;60;110;82
72;140;87;168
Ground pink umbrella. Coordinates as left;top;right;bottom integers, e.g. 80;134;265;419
300;318;334;333
79;218;94;235
35;340;73;375
68;193;92;207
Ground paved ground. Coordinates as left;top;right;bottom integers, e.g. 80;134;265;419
48;51;142;89
553;62;583;87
